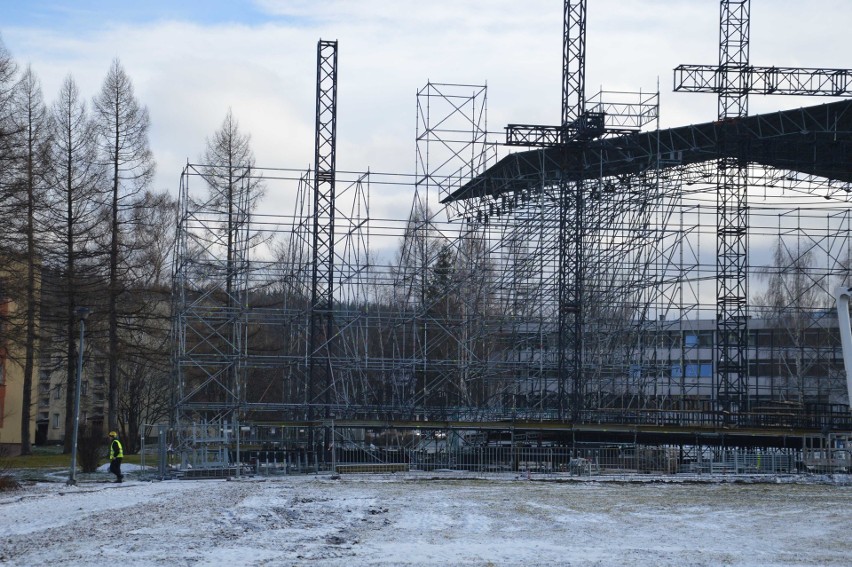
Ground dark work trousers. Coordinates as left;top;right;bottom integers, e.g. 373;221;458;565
109;458;123;481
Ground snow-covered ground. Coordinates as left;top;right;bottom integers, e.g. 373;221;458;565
1;470;850;566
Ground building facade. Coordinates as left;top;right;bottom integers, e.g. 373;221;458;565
0;282;38;456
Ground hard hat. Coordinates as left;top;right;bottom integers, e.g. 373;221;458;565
109;431;118;437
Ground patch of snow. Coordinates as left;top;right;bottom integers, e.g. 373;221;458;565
95;462;149;473
0;472;849;566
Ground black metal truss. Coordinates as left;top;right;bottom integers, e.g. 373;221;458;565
501;1;594;424
310;39;339;416
675;65;852;98
506;96;659;149
715;0;750;119
505;125;564;147
713;0;750;412
505;113;605;147
558;0;586;423
562;0;586;126
675;0;852;414
715;154;749;410
446;98;852;203
557;180;584;421
506;0;593;148
586;90;659;130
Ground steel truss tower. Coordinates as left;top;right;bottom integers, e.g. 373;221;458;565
561;0;586;129
309;39;339;420
558;0;586;421
504;0;653;420
716;0;751;414
674;0;852;414
503;0;592;421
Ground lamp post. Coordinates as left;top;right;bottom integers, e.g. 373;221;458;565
67;307;90;486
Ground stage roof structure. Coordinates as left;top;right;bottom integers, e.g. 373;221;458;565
443;98;852;203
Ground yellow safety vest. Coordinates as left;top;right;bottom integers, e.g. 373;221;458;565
110;439;124;460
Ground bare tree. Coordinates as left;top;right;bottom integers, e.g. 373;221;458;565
0;35;15;104
92;59;154;432
202;109;263;207
117;189;176;452
754;237;832;402
200;109;264;306
47;74;107;452
390;200;437;309
117;342;171;454
0;36;19;383
8;66;51;455
125;190;177;289
0;36;19;240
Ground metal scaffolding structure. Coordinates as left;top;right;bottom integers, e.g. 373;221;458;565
170;4;852;474
673;0;852;415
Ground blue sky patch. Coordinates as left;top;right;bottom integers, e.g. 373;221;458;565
2;0;279;30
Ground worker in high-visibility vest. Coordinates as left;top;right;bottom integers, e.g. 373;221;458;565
108;431;124;483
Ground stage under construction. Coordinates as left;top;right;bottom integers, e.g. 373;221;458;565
170;2;852;475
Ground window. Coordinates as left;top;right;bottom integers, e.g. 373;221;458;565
749;361;776;377
752;330;774;348
666;332;682;348
81;380;88;396
683;363;714;378
52;413;60;429
804;330;828;347
805;362;830;378
54;385;61;399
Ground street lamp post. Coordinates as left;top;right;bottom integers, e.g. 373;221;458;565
67;307;90;486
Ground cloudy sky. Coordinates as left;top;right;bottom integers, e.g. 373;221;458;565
2;0;850;217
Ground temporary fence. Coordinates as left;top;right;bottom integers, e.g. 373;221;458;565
243;444;808;477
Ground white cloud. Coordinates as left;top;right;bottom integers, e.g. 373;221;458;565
3;0;851;219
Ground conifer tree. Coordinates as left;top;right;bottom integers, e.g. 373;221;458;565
92;59;154;432
9;66;51;454
48;74;107;452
